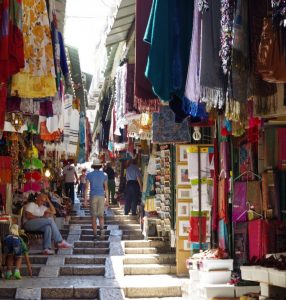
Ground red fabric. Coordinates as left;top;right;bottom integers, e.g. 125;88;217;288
25;171;42;181
23;182;41;193
0;184;6;212
0;0;9;83
189;216;207;243
0;85;7;130
0;156;11;169
218;178;228;223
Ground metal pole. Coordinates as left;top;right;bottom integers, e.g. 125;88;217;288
198;145;202;250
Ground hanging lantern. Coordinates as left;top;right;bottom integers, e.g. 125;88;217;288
7;112;25;132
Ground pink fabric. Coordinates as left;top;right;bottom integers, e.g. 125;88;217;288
233;182;247;222
23;182;41;193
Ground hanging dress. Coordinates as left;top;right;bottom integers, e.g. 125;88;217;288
11;0;57;98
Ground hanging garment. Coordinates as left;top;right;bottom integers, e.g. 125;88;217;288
189;212;207;243
0;85;7;130
0;0;24;83
230;0;250;104
218;219;228;250
184;0;204;118
200;0;227;109
11;0;57;98
249;0;277;114
144;0;194;102
126;64;135;112
233;222;248;268
134;0;157;105
247;181;262;217
257;17;286;83
152;105;192;143
218;178;228;223
233;182;247;222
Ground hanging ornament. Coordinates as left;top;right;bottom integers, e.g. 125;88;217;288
193;127;202;141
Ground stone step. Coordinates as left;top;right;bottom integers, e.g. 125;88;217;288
123;286;182;298
73;248;109;255
41;287;99;299
124;254;176;265
80;235;109;241
80;225;108;230
71;215;137;221
125;240;166;248
65;256;106;265
0;288;16;299
122;235;144;240
74;241;109;248
81;229;110;235
125;247;158;255
15;266;41;277
124;264;176;275
28;256;48;264
119;224;141;230
60;265;105;276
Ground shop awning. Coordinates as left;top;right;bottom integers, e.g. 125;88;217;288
105;0;135;48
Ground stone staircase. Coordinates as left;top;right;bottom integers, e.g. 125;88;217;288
0;202;188;299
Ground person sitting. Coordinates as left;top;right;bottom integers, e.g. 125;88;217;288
23;192;72;255
3;224;30;279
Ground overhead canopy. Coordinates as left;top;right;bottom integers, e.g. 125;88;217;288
105;0;135;48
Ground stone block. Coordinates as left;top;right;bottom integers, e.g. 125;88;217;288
99;288;124;300
15;288;41;300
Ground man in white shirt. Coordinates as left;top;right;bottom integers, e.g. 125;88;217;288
23;193;72;255
63;161;78;204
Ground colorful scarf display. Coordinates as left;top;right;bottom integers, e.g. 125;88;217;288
233;182;247;222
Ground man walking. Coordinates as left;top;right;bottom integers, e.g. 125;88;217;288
104;162;116;204
84;158;108;240
125;159;142;215
63;160;78;204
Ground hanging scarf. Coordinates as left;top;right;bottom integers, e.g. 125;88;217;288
249;0;277;114
184;0;205;118
220;0;234;76
272;0;286;55
200;0;227;110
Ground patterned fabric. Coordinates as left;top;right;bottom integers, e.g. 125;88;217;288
220;0;234;75
198;0;209;13
152;105;192;143
11;0;56;98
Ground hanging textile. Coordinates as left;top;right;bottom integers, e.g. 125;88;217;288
0;0;24;83
233;222;248;267
247;181;263;217
226;0;250;121
249;0;277;114
218;179;228;223
144;0;194;102
11;0;57;98
184;0;204;118
0;85;7;130
152;105;192;143
200;0;227;110
134;0;157;109
218;219;228;250
233;182;247;222
189;212;207;243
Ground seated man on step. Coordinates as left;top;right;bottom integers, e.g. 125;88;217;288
23;192;72;255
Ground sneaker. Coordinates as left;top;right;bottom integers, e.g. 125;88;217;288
5;271;12;280
43;249;54;255
57;240;72;249
13;270;21;280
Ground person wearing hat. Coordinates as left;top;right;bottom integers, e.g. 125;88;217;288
84;158;108;239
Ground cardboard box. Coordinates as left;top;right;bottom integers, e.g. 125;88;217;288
200;284;235;299
201;259;234;272
260;282;286;298
268;269;286;288
199;270;231;284
235;286;260;297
